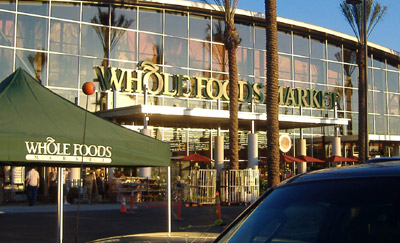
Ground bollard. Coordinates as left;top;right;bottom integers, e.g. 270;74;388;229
175;190;183;220
216;191;221;220
130;190;134;213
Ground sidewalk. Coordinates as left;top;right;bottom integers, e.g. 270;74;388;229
0;201;168;214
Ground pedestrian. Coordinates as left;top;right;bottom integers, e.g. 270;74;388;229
26;167;40;206
47;167;57;202
63;168;71;205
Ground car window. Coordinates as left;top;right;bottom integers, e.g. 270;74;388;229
217;178;400;243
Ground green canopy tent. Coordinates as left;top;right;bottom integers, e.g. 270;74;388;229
0;68;171;242
0;68;170;167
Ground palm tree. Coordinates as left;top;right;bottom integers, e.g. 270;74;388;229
340;0;387;163
265;0;280;187
201;0;241;170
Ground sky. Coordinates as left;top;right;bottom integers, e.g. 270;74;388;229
236;0;400;52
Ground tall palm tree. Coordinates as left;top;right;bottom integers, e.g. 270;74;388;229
265;0;280;187
201;0;241;170
340;0;387;163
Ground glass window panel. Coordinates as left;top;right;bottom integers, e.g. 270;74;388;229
0;48;13;81
190;70;210;78
311;59;326;84
254;50;266;77
389;116;400;135
235;23;252;48
212;19;224;43
327;42;341;61
139;8;162;33
109;60;137;70
373;57;384;69
293;34;308;56
0;12;15;46
388;94;399;115
18;0;48;16
80;57;103;88
343;47;357;64
111;6;136;29
278;54;291;80
294;57;309;82
189;40;210;70
51;88;78;104
373;69;385;91
311;38;325;59
48;54;78;88
0;1;15;11
346;112;358;135
368;90;373;113
387;71;399;93
374;91;386;114
375;114;387;135
278;31;291;54
51;1;80;21
327;62;342;86
15;49;47;84
16;15;47;50
189;15;210;40
81;24;107;60
212;72;228;81
110;29;136;61
255;27;266;50
237;47;253;76
344;88;358;112
50;20;79;54
387;61;398;71
212;43;228;72
165;37;187;67
368;67;373;89
138;33;162;64
165;11;187;37
344;64;358;88
82;4;109;24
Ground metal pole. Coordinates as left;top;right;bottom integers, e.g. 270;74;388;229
363;0;369;161
57;168;64;243
167;166;171;235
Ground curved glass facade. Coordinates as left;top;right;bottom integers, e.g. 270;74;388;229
0;0;399;158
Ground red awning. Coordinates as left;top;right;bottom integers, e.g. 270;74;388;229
280;154;305;163
296;155;325;163
177;153;212;162
325;155;358;162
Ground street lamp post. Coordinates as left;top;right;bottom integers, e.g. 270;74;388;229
346;0;369;162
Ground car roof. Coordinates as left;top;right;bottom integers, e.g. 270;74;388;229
366;157;400;163
283;160;400;185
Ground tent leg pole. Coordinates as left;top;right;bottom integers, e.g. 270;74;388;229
168;166;171;236
57;168;64;243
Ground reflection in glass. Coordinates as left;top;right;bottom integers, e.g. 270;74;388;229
235;23;252;48
293;35;309;56
139;8;162;33
278;31;291;54
48;54;78;88
50;20;79;54
387;71;399;92
212;43;228;73
112;6;136;29
90;7;135;66
368;90;373;113
327;42;341;61
279;54;291;80
255;27;266;50
80;57;103;111
166;11;187;37
369;114;374;134
374;91;386;115
373;57;384;69
0;48;13;80
344;64;358;88
18;0;48;16
190;15;210;40
0;1;15;11
16;15;47;50
51;1;80;21
343;48;357;64
165;37;187;67
82;4;108;23
237;47;253;76
345;88;358;112
254;50;266;77
311;59;326;84
212;19;224;43
138;33;162;64
327;62;342;86
110;29;136;61
189;40;210;70
311;39;325;59
294;57;309;82
373;69;385;91
51;88;78;103
387;93;399;115
389;116;400;135
375;115;388;135
15;50;47;83
81;24;105;58
0;12;14;46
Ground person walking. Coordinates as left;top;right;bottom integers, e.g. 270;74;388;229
26;167;40;206
47;167;57;202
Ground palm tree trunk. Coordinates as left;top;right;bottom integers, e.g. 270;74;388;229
357;45;367;163
227;45;239;170
265;0;280;187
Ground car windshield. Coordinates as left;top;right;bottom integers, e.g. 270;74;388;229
217;178;400;243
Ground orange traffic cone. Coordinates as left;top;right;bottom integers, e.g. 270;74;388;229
120;197;127;213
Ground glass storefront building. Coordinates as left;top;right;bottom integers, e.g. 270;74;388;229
1;0;400;162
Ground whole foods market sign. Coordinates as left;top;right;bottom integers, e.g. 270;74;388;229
25;137;112;163
94;61;339;109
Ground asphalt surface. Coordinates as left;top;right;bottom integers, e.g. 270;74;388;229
0;202;247;243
